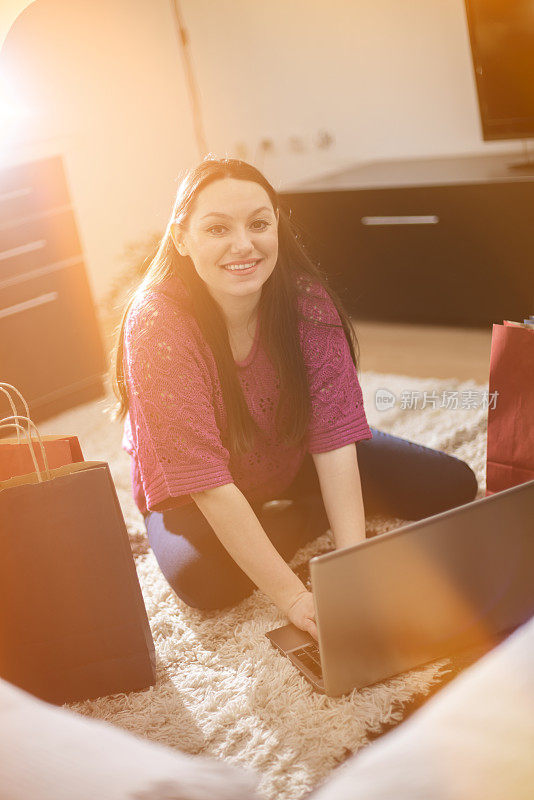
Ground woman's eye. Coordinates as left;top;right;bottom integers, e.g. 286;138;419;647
206;219;271;235
250;219;270;231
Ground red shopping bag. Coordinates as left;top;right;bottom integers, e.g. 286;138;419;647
485;322;534;496
0;434;83;480
0;383;83;479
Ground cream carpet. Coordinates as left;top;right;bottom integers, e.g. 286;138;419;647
37;370;489;800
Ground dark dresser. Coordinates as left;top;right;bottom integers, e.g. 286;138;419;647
281;152;534;328
0;156;106;421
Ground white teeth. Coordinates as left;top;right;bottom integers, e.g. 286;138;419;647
223;261;258;271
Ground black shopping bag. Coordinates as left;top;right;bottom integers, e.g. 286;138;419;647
0;460;156;705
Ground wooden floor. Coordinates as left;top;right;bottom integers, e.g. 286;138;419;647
352;320;492;384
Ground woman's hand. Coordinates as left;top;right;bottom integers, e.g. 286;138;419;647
286;590;318;641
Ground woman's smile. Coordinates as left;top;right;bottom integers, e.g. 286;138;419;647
221;258;262;275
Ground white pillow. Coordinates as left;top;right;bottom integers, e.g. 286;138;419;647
310;615;534;800
0;679;259;800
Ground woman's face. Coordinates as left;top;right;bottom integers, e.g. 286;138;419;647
172;178;279;311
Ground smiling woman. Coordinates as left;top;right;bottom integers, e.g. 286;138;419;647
110;155;478;639
169;179;280;337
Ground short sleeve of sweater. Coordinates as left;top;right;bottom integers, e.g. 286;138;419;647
123;292;233;510
298;281;373;453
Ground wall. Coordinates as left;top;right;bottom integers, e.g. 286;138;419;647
182;0;520;180
0;0;525;301
0;0;197;301
0;0;33;47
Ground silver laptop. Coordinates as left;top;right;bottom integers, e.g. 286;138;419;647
266;478;534;697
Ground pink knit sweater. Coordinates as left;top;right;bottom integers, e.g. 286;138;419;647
122;274;372;513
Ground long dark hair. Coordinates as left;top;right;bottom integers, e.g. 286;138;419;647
111;156;361;459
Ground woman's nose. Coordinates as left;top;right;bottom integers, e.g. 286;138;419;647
229;228;254;252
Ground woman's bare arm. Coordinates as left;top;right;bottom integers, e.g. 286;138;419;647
312;442;367;548
190;483;308;615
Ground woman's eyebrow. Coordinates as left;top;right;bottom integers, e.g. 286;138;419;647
201;206;272;220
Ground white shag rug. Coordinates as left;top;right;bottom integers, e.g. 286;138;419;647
36;371;490;800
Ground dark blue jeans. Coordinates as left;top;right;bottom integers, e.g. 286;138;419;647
143;427;478;611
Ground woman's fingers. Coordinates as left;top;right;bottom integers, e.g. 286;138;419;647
306;618;318;641
286;590;319;640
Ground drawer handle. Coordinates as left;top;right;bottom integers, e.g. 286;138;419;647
0;187;33;203
0;292;58;320
0;239;47;261
361;215;439;226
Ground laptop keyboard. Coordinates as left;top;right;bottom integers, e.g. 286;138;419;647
292;643;323;680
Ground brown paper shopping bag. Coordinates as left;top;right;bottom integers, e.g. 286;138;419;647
0;421;156;704
485;322;534;496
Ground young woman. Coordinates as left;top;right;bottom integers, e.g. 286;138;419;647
113;156;478;641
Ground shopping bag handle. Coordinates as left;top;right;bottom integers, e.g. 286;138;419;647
0;383;31;444
0;416;51;481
